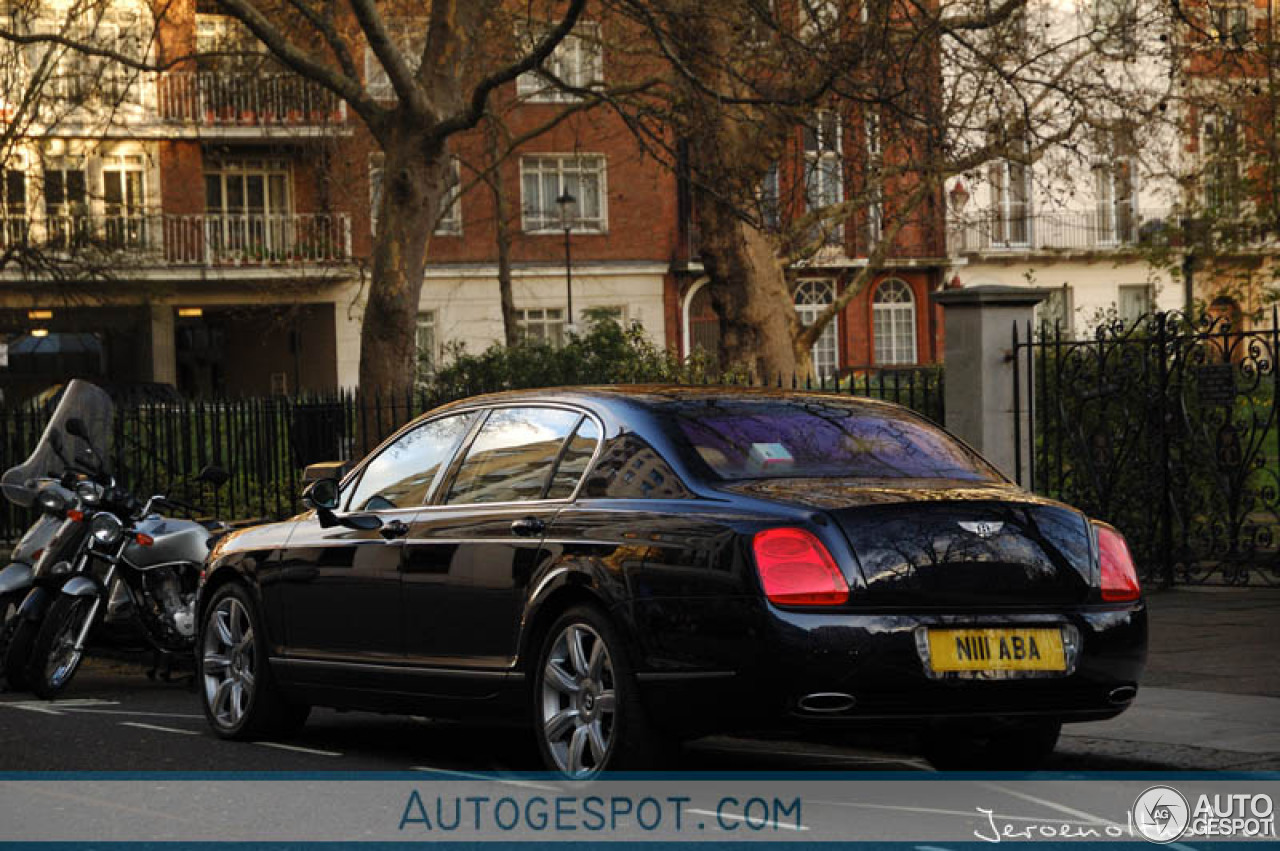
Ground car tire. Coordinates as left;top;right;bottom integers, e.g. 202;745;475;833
922;718;1062;770
531;604;675;776
27;594;96;700
199;583;309;739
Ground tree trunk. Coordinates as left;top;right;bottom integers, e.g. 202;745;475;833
359;124;448;401
486;121;520;347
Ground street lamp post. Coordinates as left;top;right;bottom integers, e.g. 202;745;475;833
556;190;578;336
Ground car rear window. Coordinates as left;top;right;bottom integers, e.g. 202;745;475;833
663;399;1000;482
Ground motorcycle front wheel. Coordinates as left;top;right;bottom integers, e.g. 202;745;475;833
27;594;95;699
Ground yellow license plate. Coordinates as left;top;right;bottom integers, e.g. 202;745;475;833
927;628;1066;673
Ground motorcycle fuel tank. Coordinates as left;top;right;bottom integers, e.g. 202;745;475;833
124;516;210;569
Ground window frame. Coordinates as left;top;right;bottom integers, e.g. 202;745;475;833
515;21;604;103
430;403;606;508
340;409;480;515
519;153;609;234
794;278;840;378
872;277;918;366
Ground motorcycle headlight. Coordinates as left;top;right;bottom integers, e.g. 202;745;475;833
90;512;124;546
36;489;67;514
76;480;104;506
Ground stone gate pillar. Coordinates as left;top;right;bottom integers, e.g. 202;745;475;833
930;285;1051;487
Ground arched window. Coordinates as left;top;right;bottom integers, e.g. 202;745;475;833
873;278;916;365
685;282;721;369
794;279;839;377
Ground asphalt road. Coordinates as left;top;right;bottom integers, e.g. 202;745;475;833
0;659;1217;774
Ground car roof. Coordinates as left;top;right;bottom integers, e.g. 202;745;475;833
429;384;908;413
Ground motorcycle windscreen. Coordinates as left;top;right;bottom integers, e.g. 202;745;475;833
1;379;116;507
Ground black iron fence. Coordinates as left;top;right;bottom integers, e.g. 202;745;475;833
1013;309;1280;587
1;368;943;544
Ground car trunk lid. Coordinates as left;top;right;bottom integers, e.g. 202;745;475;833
723;478;1096;607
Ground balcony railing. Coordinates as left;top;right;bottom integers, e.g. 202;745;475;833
949;208;1179;254
157;72;346;127
0;211;352;266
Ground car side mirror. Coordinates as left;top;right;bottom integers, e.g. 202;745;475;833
302;477;340;511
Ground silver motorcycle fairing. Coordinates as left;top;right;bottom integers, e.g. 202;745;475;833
59;575;101;597
122;516;210;570
32;518;89;580
1;379;115;508
0;563;33;595
10;508;64;565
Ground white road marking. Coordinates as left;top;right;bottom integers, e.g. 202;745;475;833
978;781;1114;826
809;799;1102;825
687;808;809;832
120;721;200;736
255;741;342;757
0;697;118;716
411;765;559;791
707;744;930;768
57;707;204;719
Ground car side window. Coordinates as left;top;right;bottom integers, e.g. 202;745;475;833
545;417;601;499
346;412;475;512
445;407;581;505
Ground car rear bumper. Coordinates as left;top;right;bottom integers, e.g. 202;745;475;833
630;598;1147;735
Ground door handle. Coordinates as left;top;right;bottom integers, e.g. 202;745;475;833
379;519;410;540
510;516;546;537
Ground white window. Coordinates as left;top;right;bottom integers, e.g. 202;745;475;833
362;19;426;101
804;110;844;245
102;154;147;248
517;308;566;346
416;311;436;375
520;155;607;233
204;158;291;258
516;22;603;102
1037;286;1074;336
865;110;883;248
1093;156;1135;245
43;160;87;247
873;278;917;365
1203;111;1242;214
989;155;1031;247
1117;284;1151;325
1208;4;1250;46
758;162;780;230
370;155;462;237
799;0;841;38
794;279;839;378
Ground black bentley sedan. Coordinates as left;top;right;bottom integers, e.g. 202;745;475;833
196;386;1146;775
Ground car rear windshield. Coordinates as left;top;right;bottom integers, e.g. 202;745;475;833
663;399;1000;482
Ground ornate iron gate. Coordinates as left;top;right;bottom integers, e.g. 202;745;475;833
1014;309;1280;586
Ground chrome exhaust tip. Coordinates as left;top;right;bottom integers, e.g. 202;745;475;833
797;692;857;714
1108;685;1137;705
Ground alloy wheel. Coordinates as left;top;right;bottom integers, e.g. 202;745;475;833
540;622;616;776
44;598;92;689
203;597;255;729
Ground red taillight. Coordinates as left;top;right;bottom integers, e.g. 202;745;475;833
1095;523;1141;602
67;510;84;522
752;527;849;606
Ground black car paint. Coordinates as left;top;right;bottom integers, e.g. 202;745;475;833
198;386;1146;733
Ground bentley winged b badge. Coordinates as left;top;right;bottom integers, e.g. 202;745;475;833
958;520;1004;539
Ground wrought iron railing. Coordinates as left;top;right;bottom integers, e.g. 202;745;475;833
156;71;346;126
0;212;352;265
949;208;1177;254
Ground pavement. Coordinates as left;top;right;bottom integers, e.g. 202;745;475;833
1057;586;1280;770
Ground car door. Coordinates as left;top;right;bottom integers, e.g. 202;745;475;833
401;406;597;678
276;411;477;675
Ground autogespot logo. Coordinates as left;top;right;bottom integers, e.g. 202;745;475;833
1132;786;1190;843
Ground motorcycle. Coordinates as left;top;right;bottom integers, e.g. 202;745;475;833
1;380;116;688
21;469;226;699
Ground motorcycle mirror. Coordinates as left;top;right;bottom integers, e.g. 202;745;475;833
64;418;90;440
198;465;230;488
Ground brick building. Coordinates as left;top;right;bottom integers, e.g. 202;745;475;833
0;1;946;402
